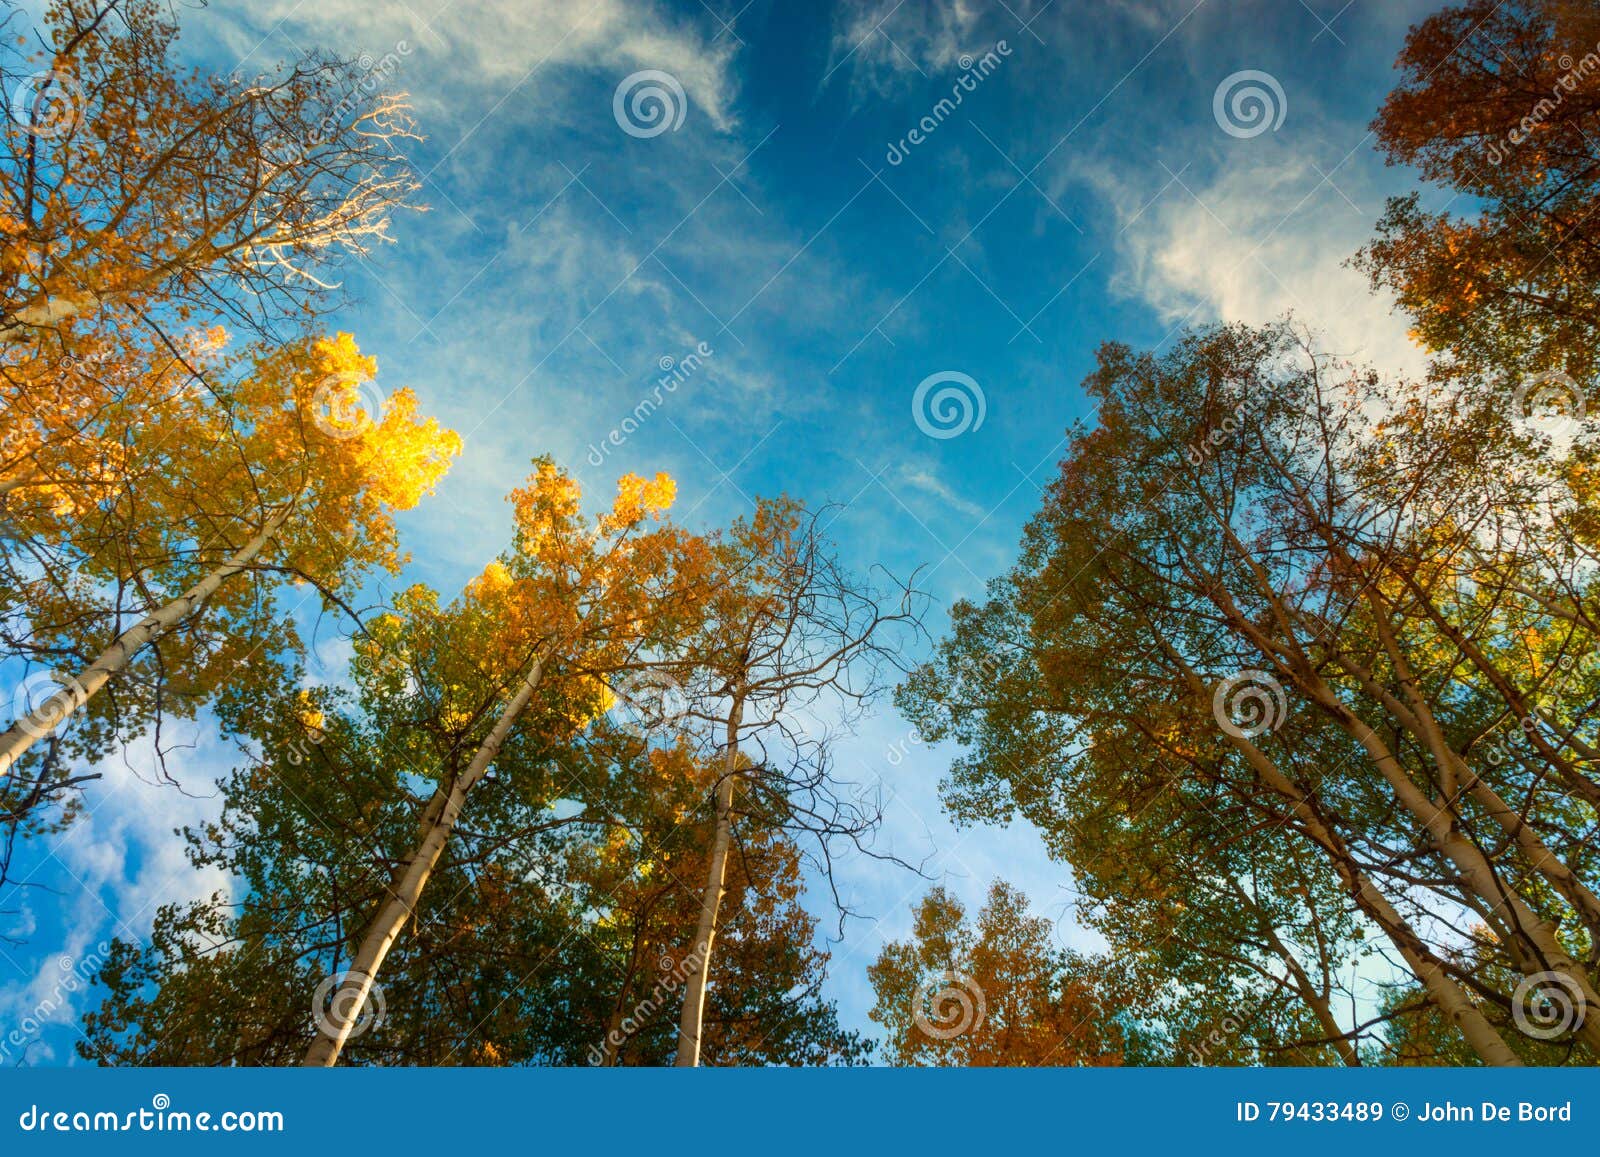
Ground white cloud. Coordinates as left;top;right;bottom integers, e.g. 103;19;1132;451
208;0;739;131
0;729;234;1063
828;0;992;93
1072;142;1426;378
896;463;985;519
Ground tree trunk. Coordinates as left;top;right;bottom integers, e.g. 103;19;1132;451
1305;677;1600;1053
0;501;295;776
1240;883;1361;1066
674;694;742;1067
1219;723;1523;1066
1332;650;1600;944
302;653;547;1066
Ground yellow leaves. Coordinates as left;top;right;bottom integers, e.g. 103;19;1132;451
510;460;582;524
466;560;513;600
605;471;677;530
358;388;461;512
293;690;326;742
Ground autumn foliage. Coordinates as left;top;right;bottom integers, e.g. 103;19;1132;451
7;0;1600;1071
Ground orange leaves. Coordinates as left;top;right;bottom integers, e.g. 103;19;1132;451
356;461;699;787
870;881;1128;1067
604;471;677;531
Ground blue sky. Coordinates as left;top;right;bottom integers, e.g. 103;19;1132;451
2;0;1452;1062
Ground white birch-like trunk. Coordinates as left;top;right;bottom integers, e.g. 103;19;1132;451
1306;679;1600;1053
302;654;546;1066
673;694;742;1067
0;502;294;775
1221;724;1523;1066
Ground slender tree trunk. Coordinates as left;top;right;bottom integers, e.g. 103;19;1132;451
303;653;547;1066
1224;732;1524;1066
1239;884;1361;1066
674;694;742;1067
1201;572;1600;1050
1333;651;1600;943
0;502;295;775
1303;676;1600;1052
1389;567;1600;810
